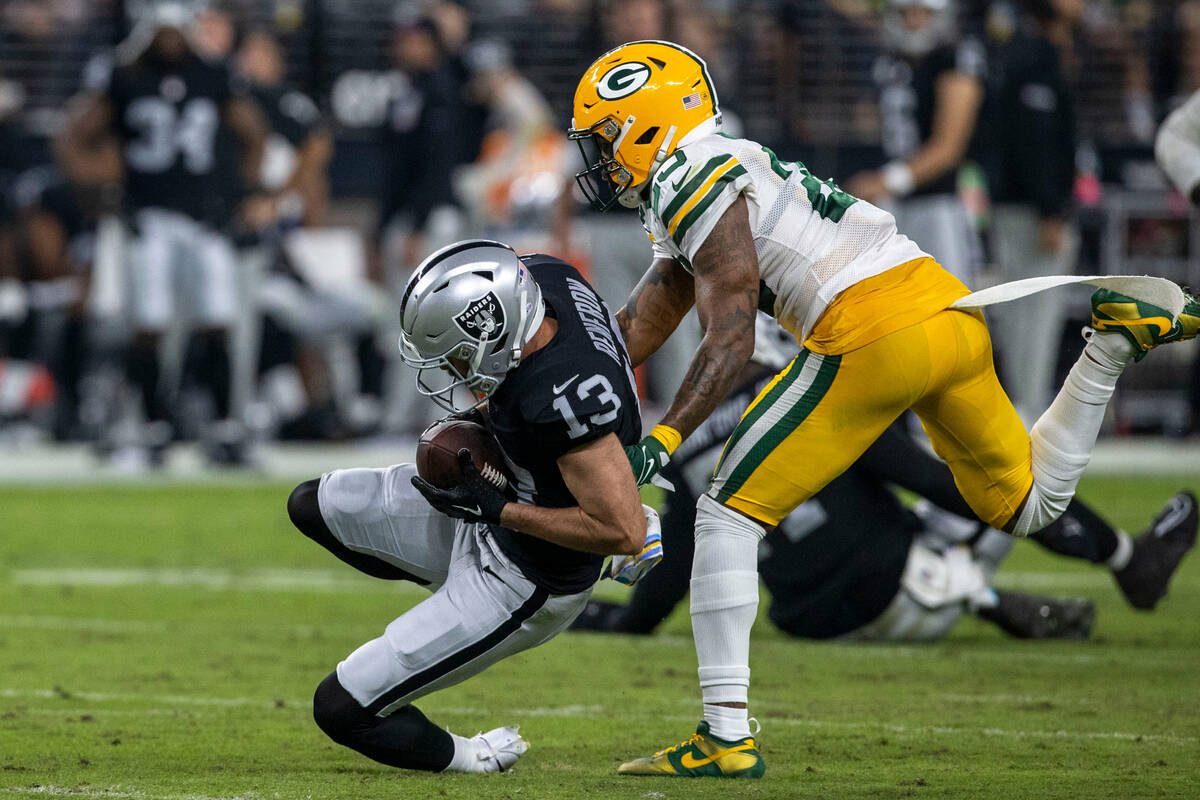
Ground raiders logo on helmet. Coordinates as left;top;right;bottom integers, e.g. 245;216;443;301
453;291;507;340
596;61;651;101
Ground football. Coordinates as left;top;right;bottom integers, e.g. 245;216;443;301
415;418;511;492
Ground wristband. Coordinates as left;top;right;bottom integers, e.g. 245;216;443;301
881;160;915;198
648;424;682;455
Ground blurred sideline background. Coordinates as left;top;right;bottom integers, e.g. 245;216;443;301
0;0;1198;479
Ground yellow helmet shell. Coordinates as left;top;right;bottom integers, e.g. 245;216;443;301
570;40;720;198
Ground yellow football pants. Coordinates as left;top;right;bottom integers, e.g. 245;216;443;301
708;309;1033;529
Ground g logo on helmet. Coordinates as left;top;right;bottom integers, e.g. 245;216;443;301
596;62;652;101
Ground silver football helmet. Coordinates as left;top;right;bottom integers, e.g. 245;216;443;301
398;239;545;412
884;0;955;58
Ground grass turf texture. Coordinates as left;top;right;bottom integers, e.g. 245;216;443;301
1;477;1198;799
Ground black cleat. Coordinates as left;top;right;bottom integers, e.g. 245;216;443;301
1113;491;1198;610
979;590;1095;639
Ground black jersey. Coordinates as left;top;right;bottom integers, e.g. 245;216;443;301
485;253;641;594
250;83;321;147
874;40;986;198
105;54;232;220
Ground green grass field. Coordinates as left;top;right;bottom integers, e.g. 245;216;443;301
2;476;1198;799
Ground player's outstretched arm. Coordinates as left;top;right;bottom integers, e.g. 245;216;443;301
616;257;695;367
500;433;647;556
658;194;759;441
224;97;270;186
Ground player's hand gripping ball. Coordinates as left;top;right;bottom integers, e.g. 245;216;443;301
413;419;513;523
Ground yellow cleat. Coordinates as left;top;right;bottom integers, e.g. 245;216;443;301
1090;288;1200;361
617;721;765;778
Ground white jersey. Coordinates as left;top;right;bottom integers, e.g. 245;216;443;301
640;132;928;341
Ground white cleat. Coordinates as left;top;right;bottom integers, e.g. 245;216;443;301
473;725;529;772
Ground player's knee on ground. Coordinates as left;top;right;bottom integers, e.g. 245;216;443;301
312;671;371;745
287;479;330;542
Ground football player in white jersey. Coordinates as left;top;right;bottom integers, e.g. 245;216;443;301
568;40;1200;777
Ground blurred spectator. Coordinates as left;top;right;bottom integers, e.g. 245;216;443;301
979;0;1078;420
374;13;479;273
9;166;100;440
454;39;568;236
237;29;332;230
233;28;381;440
846;0;986;289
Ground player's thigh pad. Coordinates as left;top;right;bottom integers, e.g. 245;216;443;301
910;310;1033;529
708;331;932;526
188;225;238;326
317;464;458;586
128;208;182;331
337;527;590;714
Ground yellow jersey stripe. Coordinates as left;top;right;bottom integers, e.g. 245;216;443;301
666;156;740;237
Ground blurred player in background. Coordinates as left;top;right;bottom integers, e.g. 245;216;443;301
569;39;1199;778
977;0;1079;419
286;240;656;774
55;2;267;466
573;322;1198;642
846;0;985;288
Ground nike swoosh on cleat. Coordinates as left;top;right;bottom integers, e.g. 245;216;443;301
678;743;756;769
553;375;580;394
1094;308;1174;336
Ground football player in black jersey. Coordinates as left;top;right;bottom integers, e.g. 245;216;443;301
845;0;986;288
284;240;661;773
55;2;267;466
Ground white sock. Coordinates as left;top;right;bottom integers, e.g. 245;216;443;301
1015;333;1135;535
1106;530;1134;571
704;703;750;741
446;732;492;773
691;495;764;741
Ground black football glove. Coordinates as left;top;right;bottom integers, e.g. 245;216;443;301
411;449;509;524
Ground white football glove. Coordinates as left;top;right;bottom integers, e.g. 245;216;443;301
609;505;663;586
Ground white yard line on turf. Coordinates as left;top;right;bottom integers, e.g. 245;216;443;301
0;688;307;708
6;567;428;596
0;615;167;633
3;787;258;800
0;438;1194;484
5;688;1193;746
5;566;1122;594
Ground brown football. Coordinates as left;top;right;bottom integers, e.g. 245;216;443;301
415;418;511;491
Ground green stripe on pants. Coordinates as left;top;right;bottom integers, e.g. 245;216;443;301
710;351;808;480
713;352;841;504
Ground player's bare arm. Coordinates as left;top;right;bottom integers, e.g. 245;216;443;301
223;96;269;185
616;256;695;367
54;93;122;186
500;432;646;556
847;69;981;200
906;70;983;185
658;194;759;441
